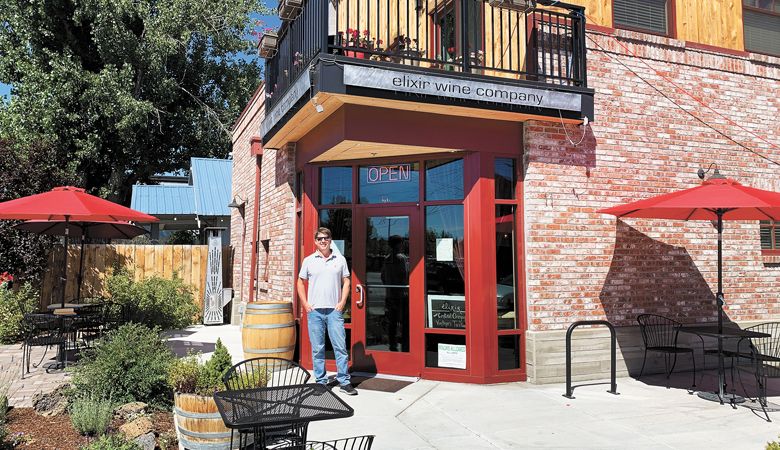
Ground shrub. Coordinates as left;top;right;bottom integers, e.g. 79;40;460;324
768;437;780;450
71;323;175;405
80;434;141;450
0;282;39;343
106;270;199;330
168;339;235;396
69;395;114;436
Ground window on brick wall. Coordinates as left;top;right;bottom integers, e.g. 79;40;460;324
743;0;780;56
613;0;671;36
760;221;780;254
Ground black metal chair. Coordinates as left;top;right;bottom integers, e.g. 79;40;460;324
223;357;312;449
20;314;69;377
70;303;106;349
636;314;696;387
735;322;780;422
305;435;375;450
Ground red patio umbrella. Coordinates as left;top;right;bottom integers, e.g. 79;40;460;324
598;170;780;402
14;220;148;299
0;186;158;307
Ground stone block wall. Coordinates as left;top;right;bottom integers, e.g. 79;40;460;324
230;85;264;322
523;29;780;381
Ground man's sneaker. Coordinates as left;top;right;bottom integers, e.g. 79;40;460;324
339;384;358;395
326;376;339;387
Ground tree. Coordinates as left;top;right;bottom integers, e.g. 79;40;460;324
0;138;76;284
0;0;272;203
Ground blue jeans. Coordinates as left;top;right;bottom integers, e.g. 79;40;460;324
307;308;350;386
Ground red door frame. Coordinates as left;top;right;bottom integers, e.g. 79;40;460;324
295;151;527;383
351;206;423;376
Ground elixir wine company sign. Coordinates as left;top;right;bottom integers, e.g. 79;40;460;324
260;69;311;137
343;65;582;112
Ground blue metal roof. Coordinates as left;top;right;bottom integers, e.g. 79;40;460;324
130;184;196;216
190;158;232;217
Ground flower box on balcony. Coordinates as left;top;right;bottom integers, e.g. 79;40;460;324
259;31;279;59
279;0;304;21
487;0;535;13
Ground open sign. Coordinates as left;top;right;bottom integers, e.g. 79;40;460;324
365;164;412;184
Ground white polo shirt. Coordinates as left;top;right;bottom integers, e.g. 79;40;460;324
298;250;350;309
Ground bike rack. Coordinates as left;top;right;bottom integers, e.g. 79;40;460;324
563;320;619;399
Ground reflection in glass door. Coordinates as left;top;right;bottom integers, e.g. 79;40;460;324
353;207;421;375
364;216;410;352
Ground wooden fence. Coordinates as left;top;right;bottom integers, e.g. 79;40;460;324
41;244;232;314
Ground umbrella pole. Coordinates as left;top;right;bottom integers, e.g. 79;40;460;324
716;210;725;402
76;232;85;300
62;216;70;309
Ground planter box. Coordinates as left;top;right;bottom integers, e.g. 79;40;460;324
279;0;304;21
173;392;241;449
488;0;535;13
344;50;367;59
259;32;279;59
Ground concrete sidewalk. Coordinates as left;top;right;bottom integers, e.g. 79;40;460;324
183;325;780;449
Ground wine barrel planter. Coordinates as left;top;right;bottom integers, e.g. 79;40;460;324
173;392;236;449
241;301;296;360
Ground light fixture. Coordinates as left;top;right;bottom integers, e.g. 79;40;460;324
228;195;246;210
697;163;725;180
488;0;535;13
311;96;324;113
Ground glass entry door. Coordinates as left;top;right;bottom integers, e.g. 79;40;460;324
352;207;422;375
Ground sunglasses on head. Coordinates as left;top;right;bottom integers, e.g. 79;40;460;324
315;236;331;241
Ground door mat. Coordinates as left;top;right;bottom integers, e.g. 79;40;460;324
351;376;413;393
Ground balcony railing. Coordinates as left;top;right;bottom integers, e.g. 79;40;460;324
265;0;586;111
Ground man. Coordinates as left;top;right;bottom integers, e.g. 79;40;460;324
297;227;357;395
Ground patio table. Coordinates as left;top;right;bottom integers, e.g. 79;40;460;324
213;383;354;449
680;325;770;405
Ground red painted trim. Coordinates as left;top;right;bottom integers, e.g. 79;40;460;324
685;41;750;58
585;23;615;34
247;156;262;304
762;249;780;256
250;136;263;156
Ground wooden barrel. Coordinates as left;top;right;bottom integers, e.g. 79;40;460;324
173;393;238;449
241;301;296;360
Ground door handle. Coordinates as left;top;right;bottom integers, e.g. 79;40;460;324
356;284;364;308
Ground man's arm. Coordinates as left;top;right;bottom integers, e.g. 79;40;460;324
336;276;350;312
296;278;313;312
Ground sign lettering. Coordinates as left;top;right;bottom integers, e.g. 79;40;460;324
427;295;466;329
366;164;411;184
344;65;582;112
260;69;311;137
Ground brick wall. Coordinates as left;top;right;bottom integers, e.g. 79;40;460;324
230;85;264;321
523;28;780;332
255;144;296;303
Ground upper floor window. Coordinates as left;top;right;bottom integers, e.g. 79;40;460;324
743;0;780;56
613;0;670;36
760;221;780;253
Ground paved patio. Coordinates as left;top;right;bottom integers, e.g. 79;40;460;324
2;325;779;448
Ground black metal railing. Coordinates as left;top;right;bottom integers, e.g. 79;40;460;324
265;0;587;111
265;0;327;110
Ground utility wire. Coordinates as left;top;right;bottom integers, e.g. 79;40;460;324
583;20;780;167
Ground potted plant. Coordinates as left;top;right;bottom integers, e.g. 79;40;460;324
169;339;238;450
393;35;424;66
340;29;380;59
278;0;304;21
259;28;279;59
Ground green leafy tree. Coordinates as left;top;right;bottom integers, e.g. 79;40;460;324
0;0;272;203
0;139;76;285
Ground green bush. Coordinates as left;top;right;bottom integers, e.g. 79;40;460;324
768;437;780;450
71;323;175;405
69;395;114;436
0;283;39;343
80;434;141;450
168;339;234;396
106;270;199;330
